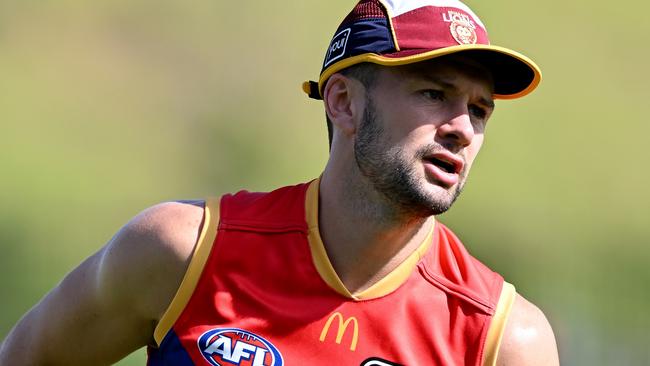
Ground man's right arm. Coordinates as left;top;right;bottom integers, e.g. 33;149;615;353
0;201;204;365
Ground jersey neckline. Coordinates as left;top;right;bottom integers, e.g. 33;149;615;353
304;178;435;300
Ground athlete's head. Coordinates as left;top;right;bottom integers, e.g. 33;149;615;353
304;0;541;216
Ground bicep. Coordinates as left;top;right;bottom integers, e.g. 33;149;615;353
497;294;560;366
0;201;204;366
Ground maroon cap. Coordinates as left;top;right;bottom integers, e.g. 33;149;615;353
303;0;541;100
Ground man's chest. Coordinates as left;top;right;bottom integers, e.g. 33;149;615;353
153;273;489;366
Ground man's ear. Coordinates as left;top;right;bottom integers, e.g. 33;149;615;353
323;74;364;136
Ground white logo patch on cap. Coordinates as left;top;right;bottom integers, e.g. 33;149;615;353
442;10;477;45
449;21;477;44
324;28;351;68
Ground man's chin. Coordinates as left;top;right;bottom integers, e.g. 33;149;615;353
421;184;463;214
426;181;461;198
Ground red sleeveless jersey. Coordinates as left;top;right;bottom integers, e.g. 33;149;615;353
147;180;515;366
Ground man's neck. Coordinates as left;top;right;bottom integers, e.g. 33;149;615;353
318;170;434;295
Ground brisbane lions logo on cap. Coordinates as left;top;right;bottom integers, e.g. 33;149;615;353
442;10;478;45
198;328;284;366
449;21;477;44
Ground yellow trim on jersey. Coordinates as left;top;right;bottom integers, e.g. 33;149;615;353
355;225;433;299
153;197;220;346
306;179;353;298
305;178;435;301
482;282;517;366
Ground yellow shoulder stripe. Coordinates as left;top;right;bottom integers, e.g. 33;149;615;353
153;197;220;346
482;282;516;366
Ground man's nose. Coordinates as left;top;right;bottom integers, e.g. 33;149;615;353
435;110;475;148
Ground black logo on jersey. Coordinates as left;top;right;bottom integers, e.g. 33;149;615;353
360;357;403;366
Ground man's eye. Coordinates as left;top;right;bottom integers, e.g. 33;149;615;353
468;104;487;120
422;90;444;101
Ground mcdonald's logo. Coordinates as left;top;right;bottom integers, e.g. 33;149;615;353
319;312;359;351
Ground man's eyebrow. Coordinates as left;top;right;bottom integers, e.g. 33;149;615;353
410;73;495;109
411;73;456;90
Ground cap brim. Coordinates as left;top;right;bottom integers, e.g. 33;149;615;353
306;44;541;100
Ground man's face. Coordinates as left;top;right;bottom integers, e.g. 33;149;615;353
353;58;494;217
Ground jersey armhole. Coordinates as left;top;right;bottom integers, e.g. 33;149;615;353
153;197;221;346
482;281;516;366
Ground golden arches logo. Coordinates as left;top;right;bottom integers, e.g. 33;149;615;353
319;312;359;351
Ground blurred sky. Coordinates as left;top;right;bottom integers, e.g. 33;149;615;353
1;1;649;365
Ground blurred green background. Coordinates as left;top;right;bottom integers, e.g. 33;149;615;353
1;1;648;365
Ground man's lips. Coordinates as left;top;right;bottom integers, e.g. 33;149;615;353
422;152;464;188
424;152;464;175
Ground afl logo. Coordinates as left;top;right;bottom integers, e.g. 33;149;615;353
449;21;477;45
197;328;284;366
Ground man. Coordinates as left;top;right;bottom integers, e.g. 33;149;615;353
0;0;559;365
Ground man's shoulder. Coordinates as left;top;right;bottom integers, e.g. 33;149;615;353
126;200;205;250
115;200;206;278
496;293;560;365
432;223;560;365
96;200;206;320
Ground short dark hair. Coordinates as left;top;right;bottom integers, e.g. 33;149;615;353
325;63;379;149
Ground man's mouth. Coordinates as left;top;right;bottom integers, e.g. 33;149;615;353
426;157;457;174
424;153;463;175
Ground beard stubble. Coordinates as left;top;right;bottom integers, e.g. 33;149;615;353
353;95;466;218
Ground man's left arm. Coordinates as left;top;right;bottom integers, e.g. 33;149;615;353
497;294;560;366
